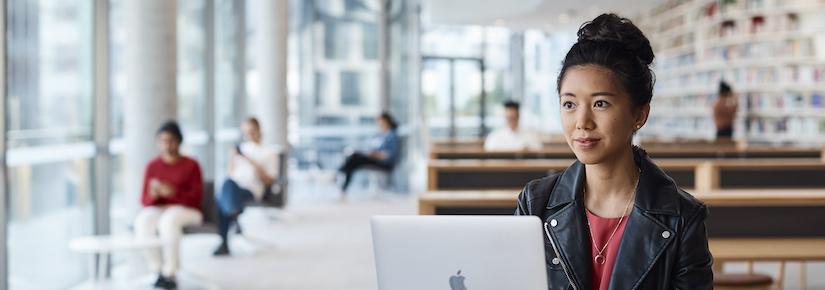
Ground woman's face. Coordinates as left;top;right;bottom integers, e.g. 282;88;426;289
558;65;648;165
377;117;390;131
242;121;262;143
157;132;181;157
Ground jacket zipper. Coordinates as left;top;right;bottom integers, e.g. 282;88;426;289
544;222;578;290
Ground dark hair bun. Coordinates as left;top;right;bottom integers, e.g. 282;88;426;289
577;13;654;66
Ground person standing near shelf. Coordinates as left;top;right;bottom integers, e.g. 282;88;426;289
713;81;737;140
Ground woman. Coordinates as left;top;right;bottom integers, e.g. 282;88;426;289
515;14;713;289
134;121;204;290
213;117;278;256
338;112;400;197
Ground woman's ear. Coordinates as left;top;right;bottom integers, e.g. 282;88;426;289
634;103;650;130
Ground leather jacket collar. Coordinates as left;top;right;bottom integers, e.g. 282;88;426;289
543;147;680;290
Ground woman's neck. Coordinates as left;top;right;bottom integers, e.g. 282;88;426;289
583;147;639;217
161;153;181;164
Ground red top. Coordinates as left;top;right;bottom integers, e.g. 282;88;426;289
586;209;630;290
141;156;203;212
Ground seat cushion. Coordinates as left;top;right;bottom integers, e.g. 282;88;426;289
182;223;218;234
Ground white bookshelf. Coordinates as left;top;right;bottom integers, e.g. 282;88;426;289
637;0;825;146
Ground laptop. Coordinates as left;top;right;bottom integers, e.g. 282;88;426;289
371;215;548;290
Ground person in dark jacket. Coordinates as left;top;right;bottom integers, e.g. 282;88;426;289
515;14;713;290
337;112;400;198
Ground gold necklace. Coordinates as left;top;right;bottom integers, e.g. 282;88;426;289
585;178;638;265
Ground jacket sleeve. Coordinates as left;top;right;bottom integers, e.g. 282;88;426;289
672;204;714;289
514;174;561;216
514;182;532;216
141;163;156;207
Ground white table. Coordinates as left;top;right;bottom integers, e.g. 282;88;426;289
69;235;163;286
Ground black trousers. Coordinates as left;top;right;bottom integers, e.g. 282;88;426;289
338;152;391;192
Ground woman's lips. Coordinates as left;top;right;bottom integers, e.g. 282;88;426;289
574;138;601;149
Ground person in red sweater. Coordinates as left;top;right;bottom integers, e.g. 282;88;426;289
134;121;203;290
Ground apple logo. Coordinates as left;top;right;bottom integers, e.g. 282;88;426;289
449;269;467;290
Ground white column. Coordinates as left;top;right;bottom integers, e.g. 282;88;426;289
378;0;390;111
123;0;177;205
0;1;8;289
251;0;288;148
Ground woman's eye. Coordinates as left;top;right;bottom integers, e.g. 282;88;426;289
562;101;576;110
594;100;610;108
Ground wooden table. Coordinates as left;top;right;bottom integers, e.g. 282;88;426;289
427;158;825;191
710;238;825;262
429;141;825;160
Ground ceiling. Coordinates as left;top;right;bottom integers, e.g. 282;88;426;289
423;0;664;31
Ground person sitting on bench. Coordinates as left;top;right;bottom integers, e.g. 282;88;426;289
484;100;542;152
337;112;400;199
213;117;279;256
134;120;204;290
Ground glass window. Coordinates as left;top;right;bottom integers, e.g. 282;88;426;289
6;0;94;148
109;0;126;138
291;0;384;173
481;27;513;133
314;72;326;106
178;0;210;179
178;0;208;134
341;71;362;105
5;0;95;288
362;23;378;60
215;0;245;130
8;160;94;289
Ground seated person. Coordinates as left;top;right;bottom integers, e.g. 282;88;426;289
484;100;542;151
213;117;279;256
713;81;738;140
134;121;204;290
338;112;399;198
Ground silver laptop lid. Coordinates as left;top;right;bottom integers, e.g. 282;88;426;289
371;215;548;290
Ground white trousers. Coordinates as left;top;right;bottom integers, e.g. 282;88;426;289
134;205;203;277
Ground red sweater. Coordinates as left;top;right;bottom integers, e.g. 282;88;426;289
141;156;203;212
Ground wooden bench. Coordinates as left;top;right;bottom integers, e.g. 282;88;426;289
710;238;825;289
427;159;825;191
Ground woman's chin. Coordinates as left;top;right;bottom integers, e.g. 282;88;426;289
572;150;606;165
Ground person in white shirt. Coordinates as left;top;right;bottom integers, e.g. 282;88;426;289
484;100;543;151
213;117;279;256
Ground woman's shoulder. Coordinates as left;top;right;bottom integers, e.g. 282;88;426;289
179;156;202;169
517;172;564;215
672;187;708;219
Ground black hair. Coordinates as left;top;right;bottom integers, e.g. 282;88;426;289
719;81;733;96
503;100;520;110
157;120;183;143
557;13;656;108
379;112;398;131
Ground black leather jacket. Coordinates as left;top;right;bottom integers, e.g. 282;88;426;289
515;148;713;290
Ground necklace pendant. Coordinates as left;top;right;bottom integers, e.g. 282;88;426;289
594;254;606;265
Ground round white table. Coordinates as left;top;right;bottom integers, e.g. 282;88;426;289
69;235;163;284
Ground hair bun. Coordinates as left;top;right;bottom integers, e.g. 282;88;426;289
577;13;654;66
